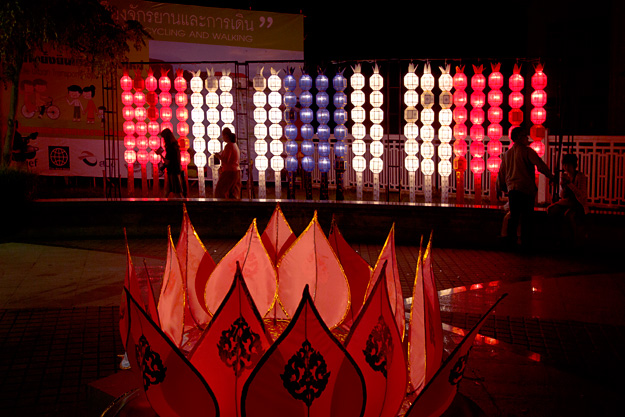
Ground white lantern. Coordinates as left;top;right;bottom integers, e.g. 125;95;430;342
352;123;366;140
439;160;452;176
254;140;268;155
190;72;203;93
351;73;365;90
422;159;435;175
370;108;384;124
421;125;435;141
268;108;282;124
253;92;267;107
439;109;453;126
221;108;234;124
219;73;233;92
191;108;204;123
404;123;419;140
191;92;203;108
405;155;419;172
352;139;366;156
194;152;207;168
268;92;282;107
404;91;419;107
271;155;284;171
254;124;268;140
353;155;366;172
370;157;383;173
220;92;233;108
422;109;435;125
208;138;222;153
193;137;206;152
351;90;366;106
206;108;220;124
254;108;267;124
404;69;419;90
439;126;453;142
269;124;283;140
351;107;366;123
438;143;452;159
268;69;281;91
205;92;219;108
370;124;384;140
270;139;283;155
370;141;384;157
404;139;419;155
255;155;268;170
207;125;221;140
370;72;383;91
370;91;384;107
192;123;205;138
421;142;435;159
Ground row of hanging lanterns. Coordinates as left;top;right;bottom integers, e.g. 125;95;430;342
120;63;546;202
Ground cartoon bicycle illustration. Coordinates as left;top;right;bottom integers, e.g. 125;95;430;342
21;97;60;120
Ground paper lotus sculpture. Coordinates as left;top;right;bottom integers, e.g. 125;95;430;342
119;204;506;417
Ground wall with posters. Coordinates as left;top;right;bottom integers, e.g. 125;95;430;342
1;0;303;177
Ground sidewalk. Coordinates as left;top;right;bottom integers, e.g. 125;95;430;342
1;235;623;416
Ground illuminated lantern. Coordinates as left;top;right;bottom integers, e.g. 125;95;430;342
300;71;315;198
369;64;384;201
137;149;149;165
124;149;136;164
268;67;283;198
174;68;187;92
420;63;435;202
135;122;148;137
189;70;207;196
254;67;268;198
120;69;133;91
220;69;235;133
333;70;348;200
438;64;454;202
159;69;171;91
123;120;135;136
121;91;134;106
509;63;524;128
453;65;468;204
122;106;134;121
530;63;548;159
133;91;146;107
159;92;172;108
469;64;486;204
350;64;366;200
284;68;299;185
145;68;157;92
487;63;504;202
403;63;420;202
158;67;172;197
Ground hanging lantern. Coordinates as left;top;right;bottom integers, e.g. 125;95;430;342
120;69;133;91
145;68;158;92
159;69;171;91
174;68;187;92
284;68;299;175
133;69;144;91
124;149;136;164
531;63;548;90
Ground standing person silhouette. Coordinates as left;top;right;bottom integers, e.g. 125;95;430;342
497;127;555;251
214;128;241;199
156;128;184;198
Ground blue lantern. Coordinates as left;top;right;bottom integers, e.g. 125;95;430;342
301;124;314;140
300;74;313;91
318;125;331;141
300;108;314;124
302;156;315;172
316;74;329;91
334;109;347;125
316;91;329;109
284;91;297;107
317;109;330;125
299;91;313;107
333;73;347;92
334;141;347;158
334;125;348;141
286;140;299;155
318;141;331;157
284;74;297;91
285;124;298;141
301;140;314;155
286;156;298;172
333;92;347;108
318;157;331;173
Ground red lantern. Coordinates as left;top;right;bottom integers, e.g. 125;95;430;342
530;140;545;157
470;141;485;158
178;136;190;150
470;158;485;174
453;66;467;90
487;139;502;155
177;122;189;137
471;65;486;91
147;107;159;122
530;124;546;140
133;70;145;91
509;64;524;91
174;68;187;92
453;107;468;124
121;91;134;106
453;123;467;140
145;68;158;92
123;121;135;136
160;107;173;122
133;91;146;107
135;121;148;136
148;135;160;149
453;90;467;106
149;150;161;165
159;92;172;107
509;92;524;109
488;63;504;89
470;125;485;142
531;64;547;90
176;107;189;121
161;122;173;132
134;106;147;121
509;109;524;125
175;92;188;107
180;150;191;166
146;91;158;106
453;139;468;156
136;149;149;165
124;135;136;149
159;69;171;92
488;90;503;107
124;149;137;164
470;92;486;108
136;135;149;150
487;107;503;124
120;70;133;91
487;156;501;173
470;109;485;125
488;124;503;140
122;106;134;121
148;121;160;136
531;90;547;107
530;107;547;125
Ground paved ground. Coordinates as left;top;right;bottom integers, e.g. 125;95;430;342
1;232;624;416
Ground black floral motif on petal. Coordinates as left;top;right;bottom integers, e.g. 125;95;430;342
362;314;393;377
449;350;470;386
281;340;331;406
135;335;167;391
217;316;265;377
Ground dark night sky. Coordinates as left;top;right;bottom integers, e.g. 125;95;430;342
158;0;624;135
